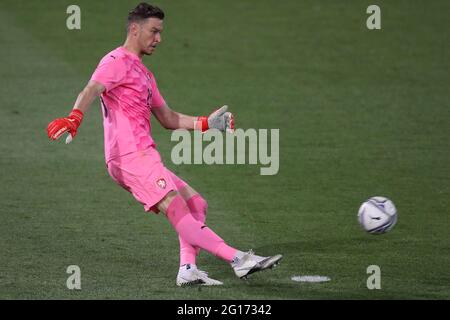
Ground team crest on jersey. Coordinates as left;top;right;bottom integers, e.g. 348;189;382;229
156;178;166;189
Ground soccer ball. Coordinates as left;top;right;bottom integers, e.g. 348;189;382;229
358;196;397;234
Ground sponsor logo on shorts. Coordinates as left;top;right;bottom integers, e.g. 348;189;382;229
157;178;166;189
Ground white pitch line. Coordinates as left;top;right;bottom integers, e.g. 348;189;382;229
291;275;331;283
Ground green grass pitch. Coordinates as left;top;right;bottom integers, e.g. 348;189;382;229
0;0;449;299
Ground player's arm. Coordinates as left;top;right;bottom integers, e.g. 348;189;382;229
152;103;234;132
73;80;105;114
46;81;105;141
151;103;197;130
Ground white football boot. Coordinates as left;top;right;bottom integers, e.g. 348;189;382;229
231;250;283;279
176;264;224;286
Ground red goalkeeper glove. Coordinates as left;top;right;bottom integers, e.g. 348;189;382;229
197;105;234;133
47;109;84;141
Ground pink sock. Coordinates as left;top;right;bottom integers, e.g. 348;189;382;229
167;195;237;262
178;238;197;266
178;194;208;265
187;194;207;223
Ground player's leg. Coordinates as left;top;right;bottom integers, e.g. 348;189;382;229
167;172;207;261
107;150;222;285
167;171;207;223
179;185;207;256
107;148;282;281
167;172;227;285
158;190;231;286
157;191;236;262
157;192;283;279
180;186;207;224
167;173;198;267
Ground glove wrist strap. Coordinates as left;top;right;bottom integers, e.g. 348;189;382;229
196;116;209;132
69;109;84;126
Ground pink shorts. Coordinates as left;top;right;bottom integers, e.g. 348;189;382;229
107;147;188;213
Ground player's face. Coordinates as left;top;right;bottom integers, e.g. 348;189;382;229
137;18;163;56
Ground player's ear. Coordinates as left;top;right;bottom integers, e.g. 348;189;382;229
128;22;139;36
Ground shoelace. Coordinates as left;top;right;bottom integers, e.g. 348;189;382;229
245;250;266;265
234;250;255;268
194;269;209;279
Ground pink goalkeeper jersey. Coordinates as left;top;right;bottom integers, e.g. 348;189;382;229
90;46;166;162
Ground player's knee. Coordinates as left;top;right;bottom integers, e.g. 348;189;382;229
157;190;182;213
187;194;208;216
162;192;193;228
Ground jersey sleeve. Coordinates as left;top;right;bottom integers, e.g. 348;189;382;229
90;56;127;92
150;75;166;108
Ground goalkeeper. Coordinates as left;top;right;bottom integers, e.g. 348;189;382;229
47;2;282;286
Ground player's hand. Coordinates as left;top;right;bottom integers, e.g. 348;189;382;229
47;109;84;142
198;105;234;133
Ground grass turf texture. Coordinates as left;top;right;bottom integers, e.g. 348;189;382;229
0;0;449;299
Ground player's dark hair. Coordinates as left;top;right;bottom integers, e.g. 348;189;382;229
127;3;164;29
